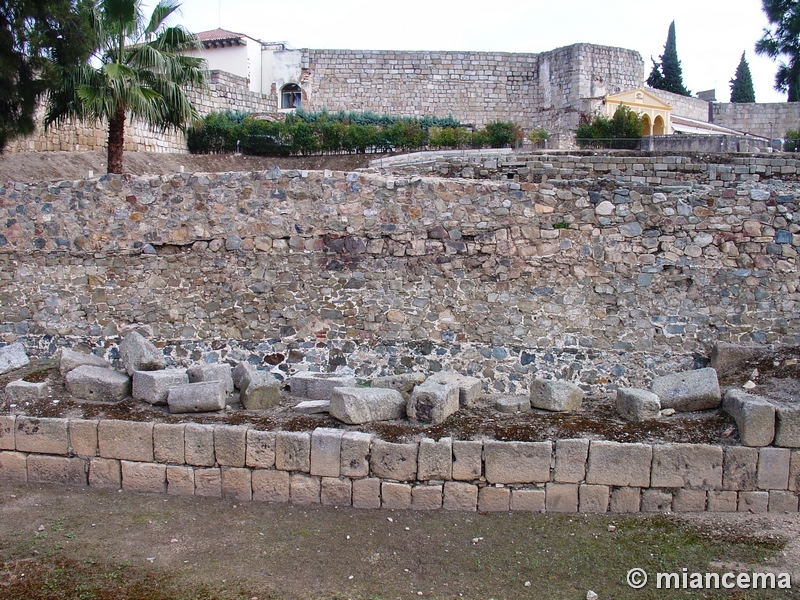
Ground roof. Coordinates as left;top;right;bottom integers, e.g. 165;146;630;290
196;28;248;47
605;88;672;110
671;115;760;137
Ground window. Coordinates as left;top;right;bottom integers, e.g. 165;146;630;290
281;84;302;109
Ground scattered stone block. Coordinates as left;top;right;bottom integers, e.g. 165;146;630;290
452;440;482;481
616;388;660;421
184;423;215;467
641;489;672;512
758;447;791;490
290;473;320;504
407;378;460;424
417;437;452;481
221;467;252;501
276;431;311;472
214;425;248;467
310;428;343;477
412;485;443;510
0;416;14;450
707;490;737;512
651;444;723;489
738;491;769;513
321;477;352;506
479;486;511;512
382;482;412;509
5;379;49;402
443;481;478;511
340;431;372;478
15;417;68;455
484;440;552;484
290;371;356;400
554;439;589;483
167;381;226;414
187;363;234;393
511;489;546;512
769;490;799;512
495;395;530;414
166;465;195;496
672;489;707;512
774;402;800;448
329;387;405;424
240;371;280;410
292;400;330;414
370;440;418;481
98;420;153;462
245;429;276;469
723;389;776;447
153;423;185;464
352;478;381;509
252;470;289;503
121;461;166;494
0;451;28;482
586;441;652;487
372;372;425;399
0;342;29;375
530;379;583;412
66;365;131;402
723;446;759;491
59;348;109;376
428;371;482;407
231;361;255;390
579;484;609;513
27;455;86;486
119;331;165;375
650;367;720;412
89;457;120;488
710;342;770;380
610;487;641;513
69;419;98;457
132;369;188;405
194;468;221;497
545;483;578;512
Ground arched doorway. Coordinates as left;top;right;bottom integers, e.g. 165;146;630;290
281;83;302;109
640;113;652;136
653;115;665;135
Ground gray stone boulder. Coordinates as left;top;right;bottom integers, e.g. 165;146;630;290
232;361;255;390
65;365;131;401
240;370;280;410
371;372;426;399
428;371;483;407
616;387;661;422
710;342;771;381
59;348;110;376
132;369;189;405
407;378;460;424
495;395;531;414
0;343;29;375
5;379;50;402
119;331;165;375
773;401;800;448
329;387;406;424
290;371;356;400
530;379;583;412
167;381;226;413
292;400;331;414
187;363;234;393
722;389;776;447
651;367;721;412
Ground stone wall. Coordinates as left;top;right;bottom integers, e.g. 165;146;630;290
1;416;798;513
645;88;710;122
711;102;800;140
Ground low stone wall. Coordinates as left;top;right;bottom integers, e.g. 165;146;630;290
1;416;797;513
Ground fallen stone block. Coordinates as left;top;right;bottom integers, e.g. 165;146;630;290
240;370;280;410
329;387;406;424
711;342;771;381
132;369;188;405
292;400;330;414
494;395;531;414
616;387;661;422
651;367;720;412
371;372;425;399
428;371;482;407
119;331;165;375
289;371;356;400
231;361;255;390
5;379;49;402
722;389;776;447
773;401;800;448
0;343;29;375
167;381;226;413
59;348;110;376
407;378;459;424
187;363;234;393
530;379;583;412
66;365;131;402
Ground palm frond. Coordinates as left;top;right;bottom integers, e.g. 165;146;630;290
144;0;181;38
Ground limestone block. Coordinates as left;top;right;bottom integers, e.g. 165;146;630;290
554;438;589;483
15;417;68;455
650;367;720;412
758;447;791;490
495;396;531;414
329;386;406;424
769;490;799;512
290;371;356;400
98;420;154;462
66;365;131;402
89;457;120;488
119;331;165;375
0;451;27;482
443;481;478;511
641;489;672;512
352;478;381;509
651;444;723;489
290;473;320;504
0;342;29;375
672;489;707;512
167;381;226;413
121;461;166;494
59;348;110;376
616;388;661;422
407;378;460;424
292;400;330;414
545;483;578;512
166;465;195;496
321;477;352;506
412;485;443;510
370;440;418;481
428;371;483;406
215;425;248;467
68;419;98;457
184;423;215;467
187;363;234;393
27;455;86;486
484;440;551;484
5;379;50;402
276;431;311;472
194;468;221;497
479;486;511;512
310;428;343;477
340;431;372;478
252;470;290;503
610;487;641;513
232;361;255;390
530;379;583;412
372;372;425;399
774;402;800;448
452;440;482;481
739;491;769;513
791;451;800;492
240;371;280;410
722;389;776;447
382;482;412;509
221;467;252;501
153;423;185;464
511;489;546;512
418;437;452;481
579;484;609;513
707;490;738;512
587;441;652;487
0;415;14;450
710;342;770;380
246;429;276;469
133;369;188;405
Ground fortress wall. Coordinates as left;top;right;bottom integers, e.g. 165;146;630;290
645;87;710;122
712;102;800;139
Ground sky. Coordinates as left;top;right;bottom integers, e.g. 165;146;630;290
156;0;789;103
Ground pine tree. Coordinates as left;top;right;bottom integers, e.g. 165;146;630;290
730;52;756;102
756;0;800;101
659;21;691;96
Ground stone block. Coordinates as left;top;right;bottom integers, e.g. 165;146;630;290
252;470;290;503
651;367;720;412
0;415;14;450
586;441;652;487
153;423;185;464
610;487;641;513
59;348;110;376
0;451;27;481
15;417;68;455
352;478;381;509
5;379;50;402
641;489;672;512
88;457;120;488
428;371;482;407
774;402;800;448
69;419;98;457
710;342;770;380
166;465;195;496
240;371;281;410
194;468;221;497
321;477;352;506
616;388;661;421
290;473;320;504
769;490;798;512
579;484;609;513
412;485;443;510
232;361;255;390
722;389;775;447
27;454;86;486
221;467;252;501
546;483;578;512
554;439;589;483
0;342;29;375
340;431;372;478
276;431;311;472
407;378;460;424
484;441;551;484
418;437;452;481
119;331;166;375
452;440;482;481
98;420;154;462
310;427;343;477
707;490;738;512
121;461;166;494
329;386;406;424
382;482;412;509
723;446;759;491
479;486;511;512
167;381;226;413
246;429;276;469
672;489;707;512
66;365;131;402
530;379;583;412
371;372;425;399
132;369;188;405
739;491;769;513
495;396;531;414
651;444;723;489
444;482;478;511
791;451;800;492
370;440;418;481
184;423;215;467
290;371;356;400
511;489;546;512
187;363;234;393
758;447;791;490
292;400;330;414
214;425;248;467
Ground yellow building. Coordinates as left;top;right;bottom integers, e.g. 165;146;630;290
604;89;671;136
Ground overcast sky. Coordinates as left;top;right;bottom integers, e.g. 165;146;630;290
158;0;789;103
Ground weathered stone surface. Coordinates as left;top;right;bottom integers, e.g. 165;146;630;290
452;440;482;481
194;468;222;497
59;348;110;376
27;455;86;486
132;369;188;405
0;451;27;482
586;441;652;487
739;491;769;513
411;485;443;510
15;417;68;455
187;363;234;393
554;439;589;483
479;486;511;512
428;371;482;406
495;395;531;414
443;481;478;511
69;419;98;457
5;379;49;402
153;423;185;464
329;386;406;424
321;477;352;506
723;389;776;447
774;402;800;448
511;489;546;512
221;467;252;501
791;451;800;492
240;371;280;410
98;420;153;462
246;429;276;469
292;400;330;414
290;473;320;504
758;447;791;490
616;388;660;422
484;440;551;484
214;425;248;467
231;361;255;390
417;437;452;481
66;365;131;402
166;465;195;496
579;484;609;513
641;489;672;512
723;446;758;491
352;478;381;509
184;423;215;467
310;427;342;477
382;482;412;509
546;483;579;512
0;415;14;450
707;490;738;512
167;381;226;413
672;489;707;512
650;367;720;412
651;444;723;489
121;461;166;494
609;487;641;513
276;431;311;472
119;331;165;375
371;372;425;399
769;490;799;512
407;378;459;424
370;440;418;481
290;371;356;400
530;379;583;412
710;342;771;380
89;457;120;488
252;470;289;503
340;431;372;478
0;343;29;375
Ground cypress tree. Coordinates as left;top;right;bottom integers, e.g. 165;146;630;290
659;21;691;96
730;52;756;102
646;58;665;89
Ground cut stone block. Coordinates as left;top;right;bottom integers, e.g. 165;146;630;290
452;440;482;481
484;440;551;484
650;367;721;412
372;372;425;399
739;491;769;513
586;441;652;487
69;419;98;457
119;331;165;375
0;415;14;450
418;437;452;481
292;400;330;414
153;423;185;464
98;420;154;462
495;395;531;414
0;342;29;375
184;423;215;467
774;402;800;448
352;478;381;509
530;379;583;412
723;446;758;491
554;439;589;483
370;440;418;481
252;470;289;503
221;467;252;501
407;378;459;424
27;455;86;486
132;369;188;405
66;365;131;402
428;371;482;407
708;490;738;512
59;348;109;376
167;381;226;414
443;481;478;511
240;371;280;410
672;489;707;512
412;485;443;510
0;451;28;482
340;431;372;478
310;427;343;477
290;371;356;400
616;388;661;422
245;429;276;469
610;487;641;513
511;489;546;512
321;477;352;506
546;483;579;512
579;484;610;513
711;342;771;380
641;489;672;512
382;482;412;509
329;386;406;424
758;447;791;490
187;363;234;393
231;361;255;390
5;379;50;402
214;425;248;467
290;473;320;504
651;444;723;489
89;457;120;488
276;431;311;472
15;417;68;455
723;389;776;447
769;490;799;512
479;486;511;512
194;468;222;497
166;465;195;496
121;461;166;494
791;451;800;492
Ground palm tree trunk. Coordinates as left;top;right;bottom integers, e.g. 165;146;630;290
107;105;125;174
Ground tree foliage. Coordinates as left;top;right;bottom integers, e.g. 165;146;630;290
576;105;643;149
647;21;691;96
756;0;800;101
729;51;756;103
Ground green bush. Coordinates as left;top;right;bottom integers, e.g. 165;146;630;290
785;129;800;152
576;105;643;149
484;121;519;148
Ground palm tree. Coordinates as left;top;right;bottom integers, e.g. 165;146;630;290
44;0;206;173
